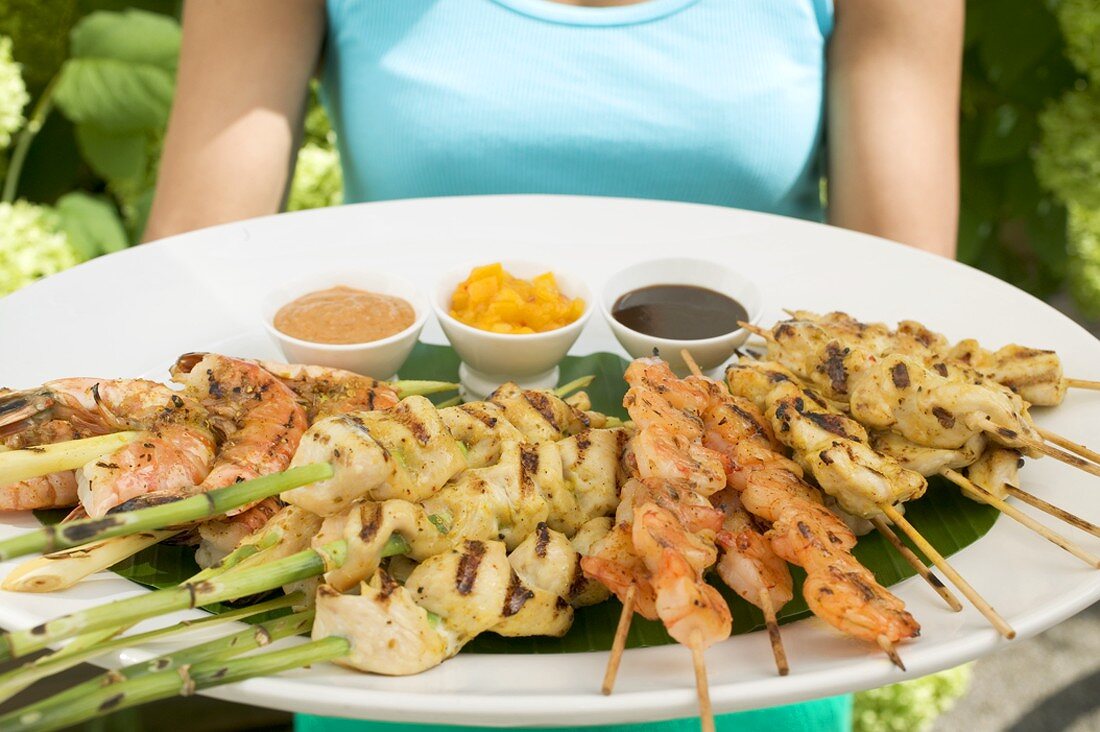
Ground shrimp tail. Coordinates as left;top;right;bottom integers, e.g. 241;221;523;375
0;391;53;436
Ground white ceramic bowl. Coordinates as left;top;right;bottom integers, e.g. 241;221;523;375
433;260;593;400
600;257;764;374
262;271;429;379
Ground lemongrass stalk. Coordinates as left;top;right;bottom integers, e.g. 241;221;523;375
0;463;333;562
5;636;348;732
48;627;122;661
0;592;302;704
14;607;314;716
553;375;595;397
434;395;463;408
393;380;460;398
188;529;283;583
2;530;180;593
193;525;410;585
0;539;346;661
0;432;146;485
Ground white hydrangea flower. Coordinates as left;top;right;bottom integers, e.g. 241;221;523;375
0;36;29;149
287;142;343;212
0;201;78;296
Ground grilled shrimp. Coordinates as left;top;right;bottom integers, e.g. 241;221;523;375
631;502;731;647
631;425;726;497
711;488;793;610
624;358;711;416
0;378;215;515
171;353;308;492
0;419;83;511
580;522;660;619
652;549;732;648
623;359;708;437
194;497;282;568
770;509;919;643
255;360;399;421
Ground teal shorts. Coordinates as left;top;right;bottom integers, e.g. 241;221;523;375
295;695;852;732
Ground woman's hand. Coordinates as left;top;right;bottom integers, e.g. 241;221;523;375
827;0;965;258
143;0;326;242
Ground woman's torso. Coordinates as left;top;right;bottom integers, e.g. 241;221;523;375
322;0;833;220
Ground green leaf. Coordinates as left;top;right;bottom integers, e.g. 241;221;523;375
54;57;174;133
74;125;148;186
976;0;1060;90
975;104;1037;165
55;191;128;259
122;187;156;244
38;344;999;653
70;9;181;71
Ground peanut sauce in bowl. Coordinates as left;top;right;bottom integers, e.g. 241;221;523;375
263;273;429;379
274;286;416;345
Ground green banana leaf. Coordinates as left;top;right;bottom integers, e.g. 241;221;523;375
37;343;999;652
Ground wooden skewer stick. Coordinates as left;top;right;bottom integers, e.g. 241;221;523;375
1066;378;1100;391
601;584;636;695
981;424;1100;480
1035;426;1100;467
942;470;1100;569
689;628;716;732
738;322;776;344
879;503;1015;639
1004;484;1100;539
1026;438;1100;479
869;517;963;612
757;587;790;676
877;635;906;671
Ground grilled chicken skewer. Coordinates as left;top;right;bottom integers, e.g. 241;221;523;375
0;525;610;732
0;385;627;698
776;311;1100;468
785;309;1089;407
871;436;1100;567
742;318;1100;479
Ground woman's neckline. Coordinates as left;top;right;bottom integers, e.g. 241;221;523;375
490;0;701;26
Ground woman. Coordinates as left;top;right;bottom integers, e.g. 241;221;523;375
145;1;963;729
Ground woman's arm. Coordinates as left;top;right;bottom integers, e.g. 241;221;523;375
826;0;965;258
143;0;326;242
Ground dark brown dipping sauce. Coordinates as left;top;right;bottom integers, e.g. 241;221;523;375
612;285;748;340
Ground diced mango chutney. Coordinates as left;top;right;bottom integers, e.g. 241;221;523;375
450;263;585;334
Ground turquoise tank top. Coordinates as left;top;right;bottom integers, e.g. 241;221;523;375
310;2;845;729
322;0;833;220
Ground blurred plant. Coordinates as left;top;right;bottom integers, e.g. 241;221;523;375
288;83;343;212
1035;0;1100;316
957;0;1077;299
0;200;78;295
0;36;28;150
0;6;341;296
853;665;973;732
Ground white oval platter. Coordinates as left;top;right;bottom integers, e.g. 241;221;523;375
0;195;1097;726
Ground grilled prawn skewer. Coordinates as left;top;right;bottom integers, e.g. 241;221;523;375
683;363;920;663
582;358;730;728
